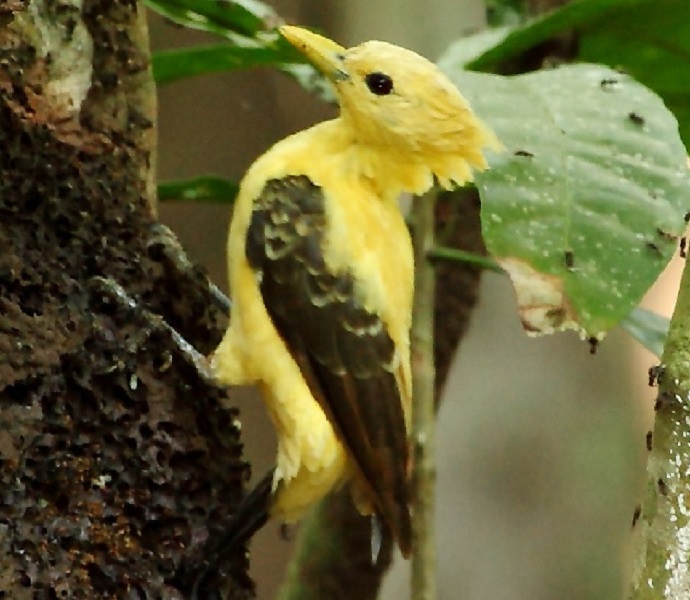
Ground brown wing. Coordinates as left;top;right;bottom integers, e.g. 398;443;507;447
246;175;411;556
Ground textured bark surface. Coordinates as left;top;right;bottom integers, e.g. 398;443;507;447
0;3;250;598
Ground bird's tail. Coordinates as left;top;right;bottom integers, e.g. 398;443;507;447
190;468;274;598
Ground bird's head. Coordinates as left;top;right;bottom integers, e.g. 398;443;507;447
280;25;500;192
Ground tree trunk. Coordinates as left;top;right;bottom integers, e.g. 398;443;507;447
0;3;250;598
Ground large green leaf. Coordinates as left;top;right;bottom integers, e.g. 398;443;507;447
153;44;290;84
147;0;313;86
463;0;690;148
577;1;690;150
464;0;643;72
442;64;689;337
426;245;670;356
438;26;513;68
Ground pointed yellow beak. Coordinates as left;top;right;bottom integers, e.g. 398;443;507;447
280;25;349;82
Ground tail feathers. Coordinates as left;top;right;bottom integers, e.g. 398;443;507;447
190;468;274;599
381;493;412;558
209;468;274;552
351;474;412;559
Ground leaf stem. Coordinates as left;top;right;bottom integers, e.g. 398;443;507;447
428;246;503;273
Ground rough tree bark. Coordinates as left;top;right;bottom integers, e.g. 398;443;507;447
0;3;250;598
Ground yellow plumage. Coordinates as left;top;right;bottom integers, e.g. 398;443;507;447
212;25;498;556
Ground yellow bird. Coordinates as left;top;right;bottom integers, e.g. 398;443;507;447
211;25;497;557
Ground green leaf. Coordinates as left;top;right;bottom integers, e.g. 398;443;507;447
158;176;238;203
621;307;669;358
462;0;690;149
445;65;690;337
153;44;290;84
146;0;303;85
147;0;338;94
465;0;641;72
144;0;276;39
577;1;690;149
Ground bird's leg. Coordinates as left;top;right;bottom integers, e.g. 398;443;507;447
146;223;231;317
188;469;275;600
88;276;216;386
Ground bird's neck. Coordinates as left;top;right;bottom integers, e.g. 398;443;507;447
313;119;437;202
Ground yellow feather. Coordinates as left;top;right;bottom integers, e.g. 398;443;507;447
211;25;498;541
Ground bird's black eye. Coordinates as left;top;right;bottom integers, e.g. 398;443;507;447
365;72;394;96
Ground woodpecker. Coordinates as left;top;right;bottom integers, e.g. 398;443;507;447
211;25;498;558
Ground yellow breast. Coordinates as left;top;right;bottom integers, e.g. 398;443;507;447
211;121;413;521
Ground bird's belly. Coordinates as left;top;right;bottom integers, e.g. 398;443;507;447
255;341;349;523
213;266;348;522
269;397;348;522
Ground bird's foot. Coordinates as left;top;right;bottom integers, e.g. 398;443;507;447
88;276;217;386
146;223;231;316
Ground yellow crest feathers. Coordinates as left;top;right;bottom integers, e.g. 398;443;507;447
280;25;500;191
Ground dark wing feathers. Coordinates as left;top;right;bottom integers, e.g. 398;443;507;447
246;175;411;555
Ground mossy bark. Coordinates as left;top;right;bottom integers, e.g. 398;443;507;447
0;3;250;598
630;253;690;599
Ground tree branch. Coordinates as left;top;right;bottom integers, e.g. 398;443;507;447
631;250;690;598
410;189;438;600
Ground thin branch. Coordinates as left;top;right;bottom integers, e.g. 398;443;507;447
631;251;690;598
410;188;438;600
